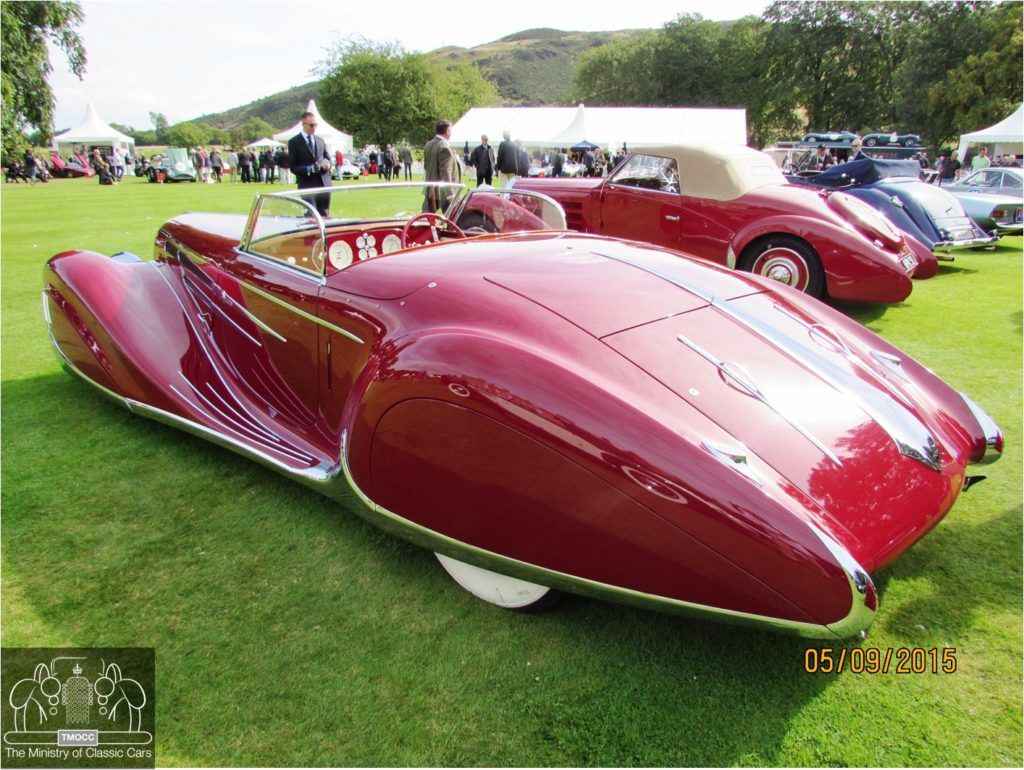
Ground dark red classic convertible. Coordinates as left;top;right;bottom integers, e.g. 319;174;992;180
511;144;938;301
43;183;1001;637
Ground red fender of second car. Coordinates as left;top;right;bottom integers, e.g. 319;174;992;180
727;213;915;302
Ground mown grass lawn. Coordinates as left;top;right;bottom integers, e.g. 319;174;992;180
2;176;1021;767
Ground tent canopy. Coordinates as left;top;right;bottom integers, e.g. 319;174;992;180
53;102;136;155
957;104;1023;160
449;105;747;149
273;100;353;156
247;137;284;148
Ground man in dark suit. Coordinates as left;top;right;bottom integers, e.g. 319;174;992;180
422;119;461;212
469;134;496;186
495;130;517;187
287;111;333;217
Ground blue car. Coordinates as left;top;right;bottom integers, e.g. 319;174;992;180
787;158;997;258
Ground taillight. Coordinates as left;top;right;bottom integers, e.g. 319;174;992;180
827;192;904;250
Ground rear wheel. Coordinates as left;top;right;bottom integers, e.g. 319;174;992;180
865;137;878;147
739;235;825;297
435;554;561;612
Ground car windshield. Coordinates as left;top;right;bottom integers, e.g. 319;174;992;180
166;148;189;165
241;182;567;277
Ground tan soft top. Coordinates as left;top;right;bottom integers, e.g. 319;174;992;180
631;144;787;201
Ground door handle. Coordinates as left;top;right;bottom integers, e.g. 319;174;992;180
664;215;680;222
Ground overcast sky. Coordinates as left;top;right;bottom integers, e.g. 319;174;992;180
50;0;770;131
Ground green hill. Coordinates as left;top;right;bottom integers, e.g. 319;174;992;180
191;28;644;132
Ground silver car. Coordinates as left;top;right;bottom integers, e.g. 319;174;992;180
946;167;1023;234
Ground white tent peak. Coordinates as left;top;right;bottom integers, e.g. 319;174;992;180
273;99;353;156
53;101;135;150
247;137;284;148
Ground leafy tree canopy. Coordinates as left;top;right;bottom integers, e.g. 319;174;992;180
316;37;498;147
571;0;1021;149
1;0;86;160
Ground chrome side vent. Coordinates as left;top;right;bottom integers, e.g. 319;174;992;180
679;334;843;466
701;440;761;485
870;350;911;382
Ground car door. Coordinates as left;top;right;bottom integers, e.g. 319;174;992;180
598;152;682;249
217;194;330;428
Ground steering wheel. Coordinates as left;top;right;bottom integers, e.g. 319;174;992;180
400;213;466;249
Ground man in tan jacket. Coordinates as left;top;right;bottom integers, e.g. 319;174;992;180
422;119;461;212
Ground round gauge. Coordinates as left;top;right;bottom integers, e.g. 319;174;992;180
356;233;376;249
358;247;378;260
329;239;354;269
381;234;402;253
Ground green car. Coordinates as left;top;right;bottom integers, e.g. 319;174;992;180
147;147;197;183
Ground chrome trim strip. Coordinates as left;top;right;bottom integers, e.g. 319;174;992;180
237;279;363;344
773;303;852;356
679;334;842;465
596;251;942;472
181;272;265;346
167;235;288;344
332;430;867;638
960;392;1003;465
804;522;877;637
41;290;52;326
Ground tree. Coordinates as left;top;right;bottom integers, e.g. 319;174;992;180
149;111;169;144
317;37;497;147
229;117;275;147
164;121;207;148
718;16;801;147
924;1;1023;145
573;31;661;104
1;1;86;160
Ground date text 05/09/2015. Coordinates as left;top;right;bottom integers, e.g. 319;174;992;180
804;647;957;674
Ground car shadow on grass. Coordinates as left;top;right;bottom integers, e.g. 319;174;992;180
1;371;1002;767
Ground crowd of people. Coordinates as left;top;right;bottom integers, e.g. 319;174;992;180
798;140;1020;185
458;130;627;187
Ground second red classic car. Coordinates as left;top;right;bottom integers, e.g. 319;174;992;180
42;183;1002;638
510;144;934;302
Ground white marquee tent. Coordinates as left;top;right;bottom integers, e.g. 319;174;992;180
449;104;747;149
957;104;1024;161
247;137;285;149
53;102;136;157
273;100;353;156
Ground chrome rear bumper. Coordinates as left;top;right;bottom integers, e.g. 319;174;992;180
932;234;999;255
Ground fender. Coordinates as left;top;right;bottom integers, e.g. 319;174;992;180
342;328;866;631
844;186;936;250
728;213;912;302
